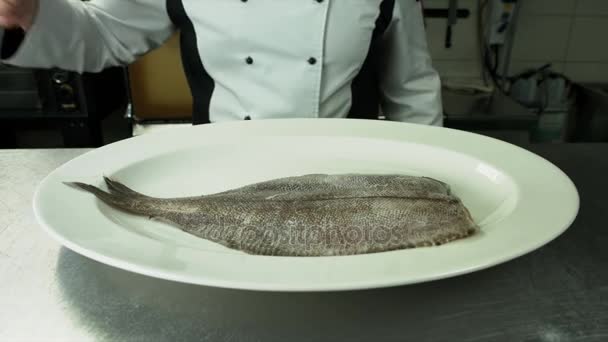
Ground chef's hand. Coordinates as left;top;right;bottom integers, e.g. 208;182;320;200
0;0;38;30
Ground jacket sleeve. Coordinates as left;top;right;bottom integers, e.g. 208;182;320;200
0;0;175;73
379;0;444;126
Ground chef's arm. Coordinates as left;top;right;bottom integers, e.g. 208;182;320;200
379;0;444;126
0;0;175;73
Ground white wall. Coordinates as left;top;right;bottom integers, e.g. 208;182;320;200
424;0;608;83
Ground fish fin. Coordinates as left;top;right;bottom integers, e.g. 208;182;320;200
64;181;149;216
65;181;124;205
422;177;452;195
65;181;106;196
103;176;150;198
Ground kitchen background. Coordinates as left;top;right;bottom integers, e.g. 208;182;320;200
1;0;607;148
430;0;608;83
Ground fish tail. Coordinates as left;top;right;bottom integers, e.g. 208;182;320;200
64;181;157;217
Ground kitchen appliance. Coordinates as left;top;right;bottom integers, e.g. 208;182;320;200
567;83;608;142
0;64;128;147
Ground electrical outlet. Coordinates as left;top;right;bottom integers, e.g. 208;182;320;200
488;0;518;45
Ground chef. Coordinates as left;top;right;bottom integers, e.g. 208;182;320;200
0;0;443;126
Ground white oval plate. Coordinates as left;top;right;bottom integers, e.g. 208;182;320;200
33;119;579;291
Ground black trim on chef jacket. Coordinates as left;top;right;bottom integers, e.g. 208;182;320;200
348;0;395;120
0;28;26;59
167;0;215;125
167;0;395;124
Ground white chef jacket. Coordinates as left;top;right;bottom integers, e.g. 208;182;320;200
0;0;443;125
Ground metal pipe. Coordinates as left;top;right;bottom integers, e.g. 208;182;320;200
501;0;521;81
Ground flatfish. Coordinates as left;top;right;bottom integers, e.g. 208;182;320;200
66;174;477;256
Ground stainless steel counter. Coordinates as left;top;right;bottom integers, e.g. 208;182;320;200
1;146;607;342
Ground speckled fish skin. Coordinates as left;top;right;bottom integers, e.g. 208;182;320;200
66;174;478;256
